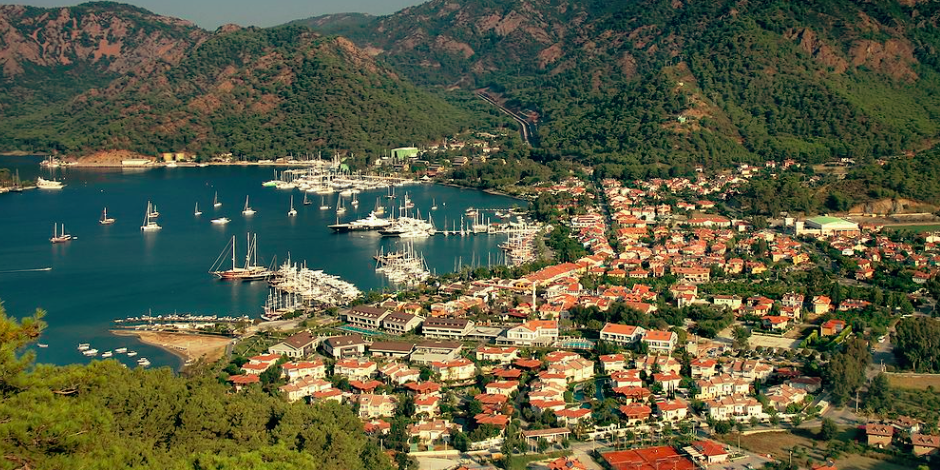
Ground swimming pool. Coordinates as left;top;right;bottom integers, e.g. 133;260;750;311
338;325;382;336
555;339;595;349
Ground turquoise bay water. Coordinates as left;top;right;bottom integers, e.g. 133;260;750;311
0;156;518;368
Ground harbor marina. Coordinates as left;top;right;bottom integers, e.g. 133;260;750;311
0;155;522;369
262;256;361;320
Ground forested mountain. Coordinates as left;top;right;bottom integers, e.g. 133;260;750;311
0;3;208;125
3;0;940;203
287;13;376;36
313;0;940;178
0;4;494;158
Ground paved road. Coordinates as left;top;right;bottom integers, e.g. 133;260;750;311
868;334;895;379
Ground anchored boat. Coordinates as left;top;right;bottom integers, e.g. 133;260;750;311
141;201;162;231
242;195;256;215
99;207;116;225
288;195;297;217
50;223;75;243
210;233;274;281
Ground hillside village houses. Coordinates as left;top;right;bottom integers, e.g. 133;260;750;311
267;331;319;358
221;170;940;466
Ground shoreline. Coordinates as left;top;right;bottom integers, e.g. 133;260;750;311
3;153;531;202
437;181;528;202
111;329;232;367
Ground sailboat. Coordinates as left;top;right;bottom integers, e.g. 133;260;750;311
141;201;162;231
50;223;74;243
351;192;359;207
374;198;385;216
209;233;273;281
99;207;116;225
336;197;346;215
213;191;222;208
11;170;22;192
194;202;203;216
242;195;255;215
288;195;297;217
319;196;330;210
303;193;312;206
431;198;438;211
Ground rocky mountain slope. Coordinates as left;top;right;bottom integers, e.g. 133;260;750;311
0;3;492;158
313;0;940;176
0;2;205;77
0;3;207;117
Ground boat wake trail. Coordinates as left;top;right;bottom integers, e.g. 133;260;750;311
0;267;52;273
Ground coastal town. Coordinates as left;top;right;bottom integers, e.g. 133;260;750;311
210;165;940;470
5;2;940;470
8;125;940;470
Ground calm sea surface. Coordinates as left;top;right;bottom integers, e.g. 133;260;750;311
0;156;519;368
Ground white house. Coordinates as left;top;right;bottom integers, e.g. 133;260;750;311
641;330;677;354
504;320;558;346
599;323;646;345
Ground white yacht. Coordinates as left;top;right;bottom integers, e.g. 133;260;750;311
328;211;392;232
37;177;64;189
399;229;431;239
379;212;434;237
211;217;231;225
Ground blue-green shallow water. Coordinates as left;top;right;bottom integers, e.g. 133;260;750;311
0;156;519;369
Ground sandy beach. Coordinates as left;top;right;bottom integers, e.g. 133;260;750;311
112;330;232;365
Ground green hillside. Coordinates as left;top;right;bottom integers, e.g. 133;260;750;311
0;308;394;470
0;6;497;159
287;13;376;36
315;0;940;177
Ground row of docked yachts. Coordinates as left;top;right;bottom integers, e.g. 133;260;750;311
262;169;414;194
